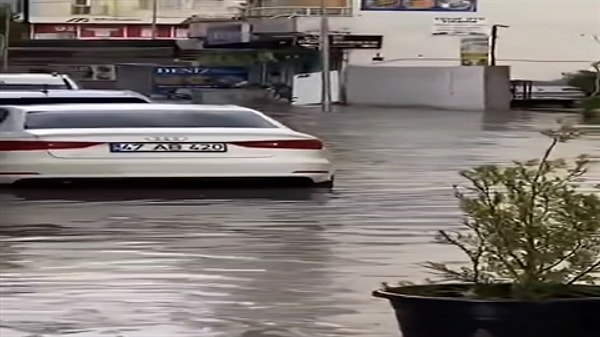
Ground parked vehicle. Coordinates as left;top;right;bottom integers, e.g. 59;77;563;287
0;73;80;90
0;103;334;187
0;89;152;105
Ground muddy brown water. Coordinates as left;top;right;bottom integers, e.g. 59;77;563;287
1;107;598;337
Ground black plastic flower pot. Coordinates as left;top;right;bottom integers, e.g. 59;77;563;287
372;283;600;337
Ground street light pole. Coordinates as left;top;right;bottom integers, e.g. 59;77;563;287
489;24;509;66
151;0;158;39
319;0;332;112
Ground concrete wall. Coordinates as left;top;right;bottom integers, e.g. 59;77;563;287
345;65;510;111
484;66;512;111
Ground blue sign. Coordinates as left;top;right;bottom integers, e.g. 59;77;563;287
361;0;477;12
152;66;249;93
205;23;251;46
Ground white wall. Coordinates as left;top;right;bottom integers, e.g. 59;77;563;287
345;65;511;111
298;0;600;80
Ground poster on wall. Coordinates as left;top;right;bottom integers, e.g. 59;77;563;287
460;36;489;66
152;66;249;94
361;0;477;12
432;17;488;36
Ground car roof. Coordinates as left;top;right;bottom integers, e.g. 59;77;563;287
0;73;68;78
0;73;70;85
0;89;147;98
11;103;251;112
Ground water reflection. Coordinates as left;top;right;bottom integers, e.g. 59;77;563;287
4;188;333;203
1;108;598;337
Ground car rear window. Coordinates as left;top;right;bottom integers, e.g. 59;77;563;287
0;97;150;105
24;109;277;129
0;84;70;90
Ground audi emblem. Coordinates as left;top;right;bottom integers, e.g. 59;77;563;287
145;136;188;142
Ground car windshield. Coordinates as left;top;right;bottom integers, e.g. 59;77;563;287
0;97;150;105
25;109;278;129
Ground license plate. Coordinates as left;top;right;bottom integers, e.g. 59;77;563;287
109;142;227;153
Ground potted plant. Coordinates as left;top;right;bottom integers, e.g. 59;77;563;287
373;124;600;337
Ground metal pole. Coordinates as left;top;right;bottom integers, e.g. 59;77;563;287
2;4;10;72
489;24;509;66
319;0;332;112
489;25;498;66
151;0;158;39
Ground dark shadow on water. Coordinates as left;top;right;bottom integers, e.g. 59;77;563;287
481;110;530;131
3;187;333;202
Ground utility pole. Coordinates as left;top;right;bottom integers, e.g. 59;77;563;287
1;4;10;72
151;0;158;39
319;0;332;112
489;24;509;66
588;35;600;97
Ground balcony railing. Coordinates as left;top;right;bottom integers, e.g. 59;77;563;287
244;6;353;17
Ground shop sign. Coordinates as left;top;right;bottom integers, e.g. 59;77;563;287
361;0;478;12
152;66;249;93
432;16;488;36
298;35;383;49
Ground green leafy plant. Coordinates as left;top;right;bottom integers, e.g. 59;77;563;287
581;97;600;123
565;70;597;96
424;124;600;299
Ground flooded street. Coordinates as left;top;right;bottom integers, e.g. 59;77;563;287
1;107;598;337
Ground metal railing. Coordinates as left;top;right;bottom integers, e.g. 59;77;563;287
244;6;352;17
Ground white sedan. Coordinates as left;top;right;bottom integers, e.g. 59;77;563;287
0;103;334;187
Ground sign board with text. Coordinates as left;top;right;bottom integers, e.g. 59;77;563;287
460;36;489;66
298;35;383;49
432;16;488;36
152;66;249;93
361;0;478;12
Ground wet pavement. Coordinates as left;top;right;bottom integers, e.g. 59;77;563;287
1;107;599;337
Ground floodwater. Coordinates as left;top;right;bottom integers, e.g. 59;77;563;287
1;107;598;337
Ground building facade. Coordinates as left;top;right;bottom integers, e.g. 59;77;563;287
244;0;600;80
23;0;600;79
27;0;245;39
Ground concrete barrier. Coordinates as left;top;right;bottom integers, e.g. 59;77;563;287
345;65;511;111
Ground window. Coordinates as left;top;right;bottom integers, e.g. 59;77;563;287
138;0;211;10
0;97;150;106
71;0;91;15
25;109;278;129
71;5;91;15
0;84;70;90
0;109;8;124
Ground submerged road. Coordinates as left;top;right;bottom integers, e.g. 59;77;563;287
1;107;598;337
